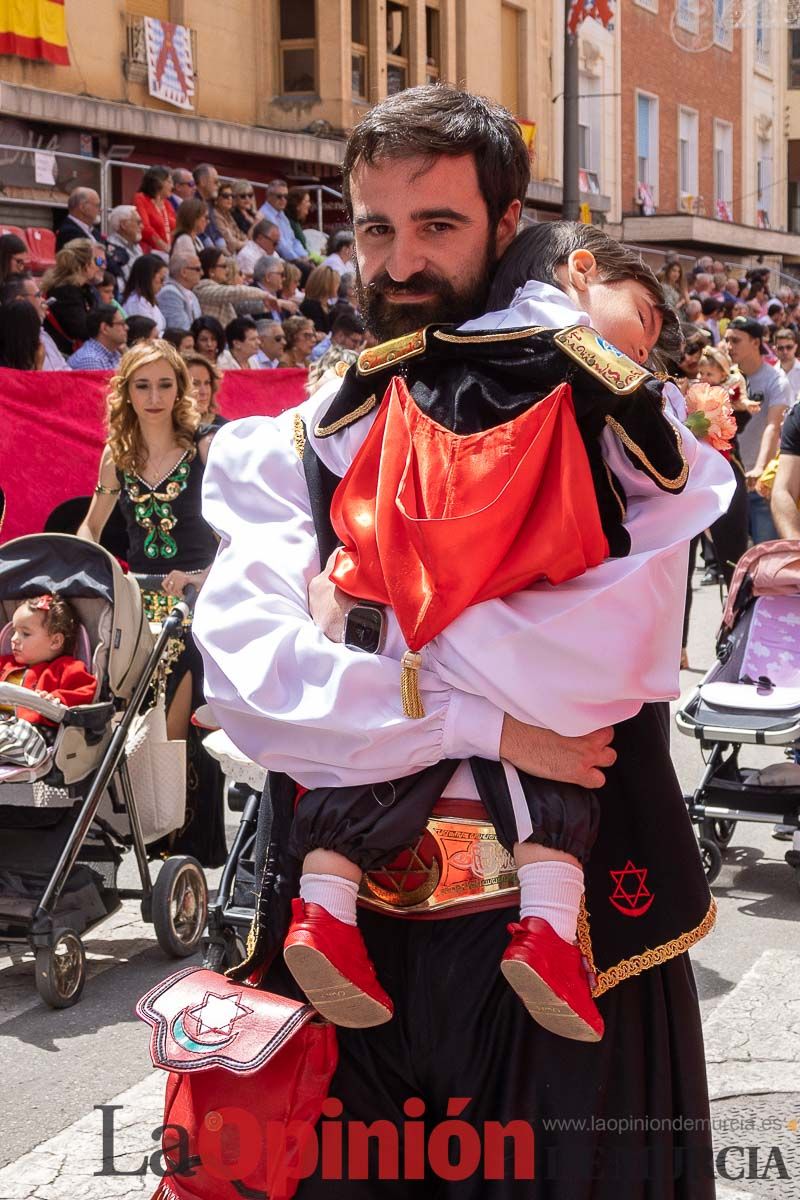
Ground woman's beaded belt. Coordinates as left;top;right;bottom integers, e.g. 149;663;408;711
358;799;520;919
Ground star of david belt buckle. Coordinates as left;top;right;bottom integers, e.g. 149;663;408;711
358;814;520;916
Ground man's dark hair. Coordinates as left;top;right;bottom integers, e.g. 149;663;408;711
767;300;784;316
341;83;530;231
87;304;119;339
163;327;193;350
252;219;278;243
193;163;216;186
701;296;722;316
199;246;225;276
0;300;41;369
0;233;28;284
486;221;681;364
226;315;257;347
728;315;764;341
0;271;32;306
126;314;157;343
331;312;365;339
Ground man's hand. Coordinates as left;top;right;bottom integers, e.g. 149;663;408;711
308;549;350;643
500;715;616;789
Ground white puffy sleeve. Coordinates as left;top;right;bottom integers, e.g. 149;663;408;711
425;419;736;736
193;407;504;787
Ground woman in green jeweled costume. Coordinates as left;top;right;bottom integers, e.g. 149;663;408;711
78;340;226;867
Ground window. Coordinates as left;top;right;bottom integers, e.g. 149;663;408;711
757;135;773;226
636;92;658;200
713;0;733;49
386;2;408;96
578;74;600;186
678;107;699;201
790;29;800;88
676;0;699;33
425;6;440;84
279;0;316;94
713;119;733;219
755;0;771;69
352;0;368;101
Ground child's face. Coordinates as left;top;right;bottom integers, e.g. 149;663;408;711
9;605;63;666
556;252;663;365
697;359;726;386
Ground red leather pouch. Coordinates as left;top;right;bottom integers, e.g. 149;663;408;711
137;966;338;1200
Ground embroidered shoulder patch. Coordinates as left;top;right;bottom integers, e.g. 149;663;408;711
357;328;428;375
554;325;651;395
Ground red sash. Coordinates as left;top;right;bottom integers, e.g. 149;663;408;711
330;376;609;650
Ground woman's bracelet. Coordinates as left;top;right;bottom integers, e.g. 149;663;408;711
94;483;121;495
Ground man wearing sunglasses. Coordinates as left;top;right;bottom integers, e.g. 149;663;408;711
236;218;282;280
258;178;314;274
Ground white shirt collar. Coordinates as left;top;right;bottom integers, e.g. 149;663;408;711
460;280;590;333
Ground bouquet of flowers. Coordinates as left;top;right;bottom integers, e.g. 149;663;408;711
684;382;737;453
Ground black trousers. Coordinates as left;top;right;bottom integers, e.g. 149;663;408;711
682;457;748;648
283;906;714;1199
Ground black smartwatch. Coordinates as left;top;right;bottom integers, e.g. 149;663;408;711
344;601;386;654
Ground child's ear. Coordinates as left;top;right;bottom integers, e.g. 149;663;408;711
50;632;65;655
565;249;599;293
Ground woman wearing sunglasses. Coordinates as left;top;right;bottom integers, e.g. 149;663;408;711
231;180;258;236
212;184;247;255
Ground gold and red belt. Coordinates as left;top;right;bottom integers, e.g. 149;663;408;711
358;799;520;919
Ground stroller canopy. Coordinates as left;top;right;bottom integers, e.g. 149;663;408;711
0;533;152;700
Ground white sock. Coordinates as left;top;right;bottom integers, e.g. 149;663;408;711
299;872;359;926
517;861;584;943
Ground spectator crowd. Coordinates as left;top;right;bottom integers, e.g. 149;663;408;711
0;162;368;379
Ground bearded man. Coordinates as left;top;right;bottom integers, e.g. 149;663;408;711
194;86;725;1198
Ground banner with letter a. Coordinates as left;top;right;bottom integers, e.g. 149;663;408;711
144;17;195;110
0;0;69;65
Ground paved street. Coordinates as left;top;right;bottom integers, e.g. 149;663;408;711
0;573;798;1199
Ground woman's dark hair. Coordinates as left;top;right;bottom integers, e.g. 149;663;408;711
123;253;167;305
486;222;681;364
126;314;158;344
191;314;225;356
341;83;530;232
0;233;28;284
100;270;116;291
199;246;225;277
286;187;311;223
163;326;194;351
0;300;42;369
139;165;170;199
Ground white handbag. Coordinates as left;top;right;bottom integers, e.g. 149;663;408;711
100;698;186;844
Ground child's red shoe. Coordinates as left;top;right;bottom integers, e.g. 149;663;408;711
283;898;393;1028
500;916;604;1042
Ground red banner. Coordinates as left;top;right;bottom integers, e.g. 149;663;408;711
0;367;307;544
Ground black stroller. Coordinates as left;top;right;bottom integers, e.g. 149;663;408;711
676;539;800;888
0;533;208;1007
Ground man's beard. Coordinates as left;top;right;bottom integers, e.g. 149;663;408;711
354;246;495;340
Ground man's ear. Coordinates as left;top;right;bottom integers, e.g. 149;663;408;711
494;199;522;258
565;249;599;294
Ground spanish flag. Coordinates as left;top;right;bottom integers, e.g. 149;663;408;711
0;0;69;66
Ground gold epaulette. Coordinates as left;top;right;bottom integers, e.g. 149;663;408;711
357;328;428;375
554;325;652;396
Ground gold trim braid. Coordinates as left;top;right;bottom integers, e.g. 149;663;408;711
293;412;306;460
314;393;378;438
432;326;546;345
576;896;717;998
604;415;689;491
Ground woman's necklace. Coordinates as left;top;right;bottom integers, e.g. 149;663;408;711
140;444;183;487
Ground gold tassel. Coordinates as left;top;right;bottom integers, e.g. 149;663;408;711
400;650;425;718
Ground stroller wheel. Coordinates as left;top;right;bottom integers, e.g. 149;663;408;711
700;818;737;849
152;856;208;958
203;934;247;973
35;928;86;1009
698;837;723;884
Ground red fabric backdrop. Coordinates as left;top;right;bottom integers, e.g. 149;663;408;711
0;367;307;544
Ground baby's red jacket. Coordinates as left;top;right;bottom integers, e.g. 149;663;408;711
0;654;98;725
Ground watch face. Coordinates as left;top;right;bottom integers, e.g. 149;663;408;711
345;604;384;654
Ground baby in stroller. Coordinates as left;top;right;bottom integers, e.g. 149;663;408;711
0;593;97;768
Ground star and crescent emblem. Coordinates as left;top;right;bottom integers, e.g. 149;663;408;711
170;990;254;1053
609;860;654;917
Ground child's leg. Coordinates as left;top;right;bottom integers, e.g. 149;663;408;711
299;848;362;926
513;841;585;944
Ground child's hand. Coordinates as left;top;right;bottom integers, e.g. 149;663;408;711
35;689;58;701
